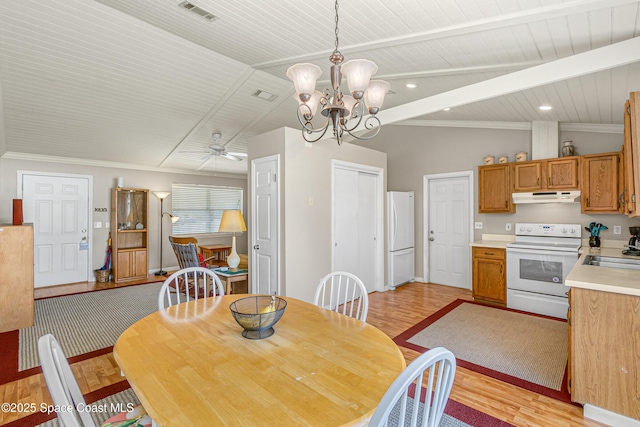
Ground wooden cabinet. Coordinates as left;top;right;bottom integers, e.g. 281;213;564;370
623;94;640;217
111;188;149;282
580;153;620;213
513;157;579;192
0;224;34;332
472;247;506;306
567;289;572;395
478;164;514;213
570;288;640;420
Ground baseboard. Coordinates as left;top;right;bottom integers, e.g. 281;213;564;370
584;403;640;426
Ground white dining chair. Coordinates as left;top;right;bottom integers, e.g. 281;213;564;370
368;347;457;427
158;266;225;310
38;333;153;427
313;271;369;322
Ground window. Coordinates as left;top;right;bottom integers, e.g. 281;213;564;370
171;184;243;235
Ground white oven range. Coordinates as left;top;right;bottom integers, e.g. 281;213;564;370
506;223;581;319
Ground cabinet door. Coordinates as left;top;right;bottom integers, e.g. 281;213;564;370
547;158;579;190
513;162;543;191
116;251;132;280
472;256;505;304
581;153;619;213
478;165;514;213
626;94;640;217
133;249;148;278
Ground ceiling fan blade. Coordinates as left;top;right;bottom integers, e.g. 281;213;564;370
180;150;209;154
226;151;248;157
222;153;243;162
200;154;214;161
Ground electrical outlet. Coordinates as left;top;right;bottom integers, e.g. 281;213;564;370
506;223;512;231
308;197;314;207
474;222;483;230
614;225;622;235
105;222;110;228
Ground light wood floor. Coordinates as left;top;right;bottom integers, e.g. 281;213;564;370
1;281;605;427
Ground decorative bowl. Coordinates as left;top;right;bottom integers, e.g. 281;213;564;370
229;296;287;339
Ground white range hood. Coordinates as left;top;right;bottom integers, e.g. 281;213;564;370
512;190;581;204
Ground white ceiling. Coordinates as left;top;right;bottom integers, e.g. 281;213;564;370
1;0;639;175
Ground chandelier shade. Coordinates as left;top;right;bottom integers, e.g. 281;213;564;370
286;0;389;145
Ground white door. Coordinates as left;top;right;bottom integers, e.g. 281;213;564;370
21;173;91;288
251;155;280;295
333;164;380;293
426;173;472;288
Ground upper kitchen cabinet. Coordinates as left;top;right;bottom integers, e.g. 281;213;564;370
513;158;579;192
478;164;514;213
623;93;640;218
581;153;620;214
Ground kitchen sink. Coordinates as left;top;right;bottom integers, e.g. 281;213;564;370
583;255;640;271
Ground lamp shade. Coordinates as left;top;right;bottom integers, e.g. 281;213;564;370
340;59;378;99
153;191;170;200
364;80;391;112
286;63;322;98
341;95;358;119
294;90;323;118
219;210;247;233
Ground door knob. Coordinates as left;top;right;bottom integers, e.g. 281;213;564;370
429;237;434;241
253;245;260;250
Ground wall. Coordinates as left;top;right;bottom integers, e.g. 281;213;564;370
0;157;248;276
356;124;637;280
249;127;387;303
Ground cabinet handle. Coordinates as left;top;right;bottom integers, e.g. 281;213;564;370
500;265;503;274
537;177;540;186
485;252;494;256
505;201;508;208
587;198;590;208
548;176;551;186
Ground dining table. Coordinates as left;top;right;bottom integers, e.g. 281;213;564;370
114;294;406;426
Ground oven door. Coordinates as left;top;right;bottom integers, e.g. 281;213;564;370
506;247;578;297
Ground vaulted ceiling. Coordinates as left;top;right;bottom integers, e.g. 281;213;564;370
1;0;639;175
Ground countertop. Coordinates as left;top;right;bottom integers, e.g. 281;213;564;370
470;234;514;249
566;247;640;297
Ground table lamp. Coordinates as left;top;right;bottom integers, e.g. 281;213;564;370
153;191;179;275
219;210;246;271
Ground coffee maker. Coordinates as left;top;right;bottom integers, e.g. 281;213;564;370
623;226;640;256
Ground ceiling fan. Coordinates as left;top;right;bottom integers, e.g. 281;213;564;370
181;133;247;162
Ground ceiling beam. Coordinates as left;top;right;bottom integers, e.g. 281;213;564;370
252;0;636;70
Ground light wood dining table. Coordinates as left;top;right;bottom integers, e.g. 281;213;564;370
114;295;406;427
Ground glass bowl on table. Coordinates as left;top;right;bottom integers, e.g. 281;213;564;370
229;295;287;339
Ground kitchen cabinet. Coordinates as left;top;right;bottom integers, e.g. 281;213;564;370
623;93;640;217
570;287;640;420
111;188;149;282
472;247;506;306
0;224;34;332
478;164;514;213
580;152;620;214
566;289;572;395
513;157;579;192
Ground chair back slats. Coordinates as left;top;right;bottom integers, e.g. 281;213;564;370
158;267;225;310
368;347;457;427
313;271;369;322
171;242;201;269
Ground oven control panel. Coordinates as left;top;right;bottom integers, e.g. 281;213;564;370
514;223;581;237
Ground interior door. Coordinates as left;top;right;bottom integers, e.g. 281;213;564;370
333;166;377;293
428;174;471;288
21;173;91;287
251;155;280;295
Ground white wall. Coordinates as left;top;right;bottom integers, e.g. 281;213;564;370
0;157;248;275
356;124;636;279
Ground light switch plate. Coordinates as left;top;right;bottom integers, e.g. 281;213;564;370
506;223;512;231
474;222;483;229
94;222;102;228
613;225;621;235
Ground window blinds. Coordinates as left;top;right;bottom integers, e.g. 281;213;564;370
171;184;243;235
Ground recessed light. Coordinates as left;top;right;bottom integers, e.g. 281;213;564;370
539;105;553;111
443;107;450;111
405;83;417;89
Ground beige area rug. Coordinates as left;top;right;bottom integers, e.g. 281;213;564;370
394;299;571;403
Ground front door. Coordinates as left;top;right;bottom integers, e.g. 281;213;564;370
251;155;280;295
20;173;91;287
426;173;472;288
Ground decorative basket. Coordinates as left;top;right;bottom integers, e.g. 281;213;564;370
229;296;287;340
95;269;110;283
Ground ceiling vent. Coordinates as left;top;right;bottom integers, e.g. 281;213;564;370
252;90;278;102
178;1;218;22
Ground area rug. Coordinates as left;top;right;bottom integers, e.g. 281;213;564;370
394;299;571;403
0;283;163;385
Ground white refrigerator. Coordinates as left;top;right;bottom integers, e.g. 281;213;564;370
387;191;415;289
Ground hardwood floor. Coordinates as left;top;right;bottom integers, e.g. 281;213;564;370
2;281;605;426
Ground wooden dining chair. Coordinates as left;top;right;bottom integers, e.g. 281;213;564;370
368;347;457;427
38;333;153;427
313;271;369;322
158;266;225;310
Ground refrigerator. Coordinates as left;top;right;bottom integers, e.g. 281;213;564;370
387;191;415;289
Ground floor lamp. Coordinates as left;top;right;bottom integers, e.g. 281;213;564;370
153;191;179;276
219;210;247;271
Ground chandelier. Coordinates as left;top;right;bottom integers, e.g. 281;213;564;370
286;0;390;145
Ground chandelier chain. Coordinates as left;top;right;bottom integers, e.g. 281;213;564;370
333;0;340;57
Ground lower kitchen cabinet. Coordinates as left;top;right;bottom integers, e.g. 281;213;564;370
570;287;640;420
115;249;148;282
472;247;506;306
